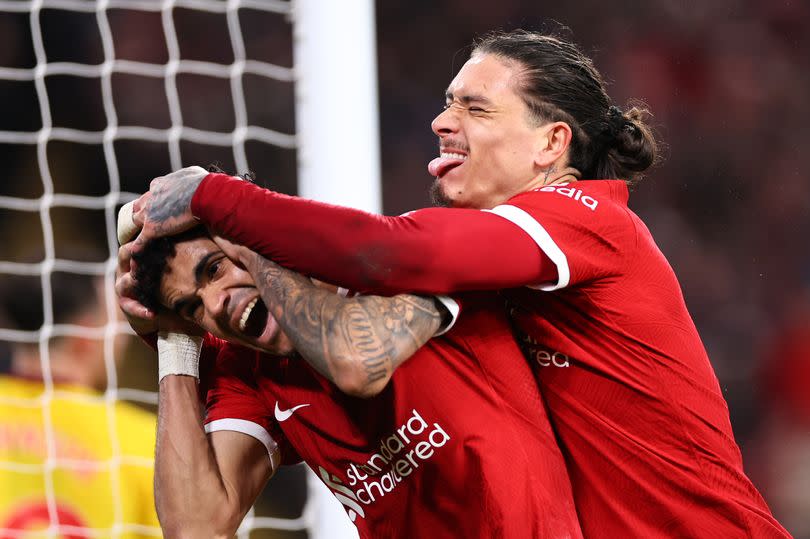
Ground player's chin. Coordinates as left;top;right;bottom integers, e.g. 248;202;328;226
429;178;454;208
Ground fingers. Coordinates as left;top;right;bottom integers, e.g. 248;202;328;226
211;233;258;274
129;193;153;254
211;233;247;263
115;243;155;322
120;297;156;321
116;244;131;275
131;192;149;227
129;230;147;254
115;267;153;315
211;233;236;255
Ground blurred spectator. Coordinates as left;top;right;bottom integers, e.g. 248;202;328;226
0;270;160;537
748;289;810;539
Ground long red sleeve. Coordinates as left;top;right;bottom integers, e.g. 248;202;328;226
191;173;556;295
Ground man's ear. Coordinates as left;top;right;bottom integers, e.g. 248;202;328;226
535;121;573;169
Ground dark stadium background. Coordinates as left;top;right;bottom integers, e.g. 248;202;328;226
0;1;807;536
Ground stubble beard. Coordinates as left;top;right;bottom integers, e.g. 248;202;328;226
429;179;453;208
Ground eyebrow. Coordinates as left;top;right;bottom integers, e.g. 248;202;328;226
445;91;493;106
194;251;218;285
168;250;218;315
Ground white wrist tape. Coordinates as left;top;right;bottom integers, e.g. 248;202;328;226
157;332;203;382
117;200;138;245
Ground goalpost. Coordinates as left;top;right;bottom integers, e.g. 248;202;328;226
0;0;378;537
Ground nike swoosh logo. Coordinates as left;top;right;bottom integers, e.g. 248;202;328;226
274;402;310;422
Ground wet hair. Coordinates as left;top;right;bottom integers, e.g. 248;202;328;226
131;226;207;313
472;30;659;185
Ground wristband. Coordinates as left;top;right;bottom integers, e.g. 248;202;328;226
157;332;203;382
117;200;138;245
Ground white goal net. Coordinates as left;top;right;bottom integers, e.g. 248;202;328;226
0;0;376;537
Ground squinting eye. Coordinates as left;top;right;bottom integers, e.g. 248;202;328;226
207;260;221;279
468;107;485;113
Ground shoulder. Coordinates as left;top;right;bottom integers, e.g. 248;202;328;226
503;180;637;241
509;180;628;216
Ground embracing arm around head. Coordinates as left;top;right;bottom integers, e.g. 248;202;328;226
261;261;443;398
130;168;554;297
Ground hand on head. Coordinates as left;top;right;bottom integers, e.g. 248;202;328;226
210;234;260;276
116;190;259;338
129;166;209;254
115;241;156;333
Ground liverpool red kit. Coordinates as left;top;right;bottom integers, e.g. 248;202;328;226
192;174;790;538
199;294;581;539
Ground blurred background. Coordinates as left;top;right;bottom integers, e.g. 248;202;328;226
0;0;808;537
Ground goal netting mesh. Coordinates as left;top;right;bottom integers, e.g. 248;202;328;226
0;1;363;537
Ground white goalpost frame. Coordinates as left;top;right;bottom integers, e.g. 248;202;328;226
292;0;382;214
292;0;380;538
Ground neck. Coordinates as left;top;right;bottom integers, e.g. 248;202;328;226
521;166;580;194
541;166;580;187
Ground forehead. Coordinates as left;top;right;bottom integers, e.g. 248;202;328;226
447;53;523;100
159;236;218;305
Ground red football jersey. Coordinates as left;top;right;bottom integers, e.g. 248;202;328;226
488;181;790;538
191;173;789;536
199;294;582;539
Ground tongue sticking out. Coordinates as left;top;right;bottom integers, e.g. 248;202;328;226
428;156;465;178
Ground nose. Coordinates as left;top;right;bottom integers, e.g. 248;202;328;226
431;105;459;137
201;285;228;321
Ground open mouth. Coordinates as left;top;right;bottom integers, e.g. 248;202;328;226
428;151;467;178
238;297;270;338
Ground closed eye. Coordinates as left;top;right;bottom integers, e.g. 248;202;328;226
442;102;488;114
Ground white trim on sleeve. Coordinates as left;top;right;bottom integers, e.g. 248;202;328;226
433;295;460;336
205;418;279;469
484;205;570;291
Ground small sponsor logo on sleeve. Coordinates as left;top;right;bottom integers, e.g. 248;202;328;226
538;185;599;211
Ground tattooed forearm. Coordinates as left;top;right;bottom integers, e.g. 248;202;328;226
252;257;442;397
340;302;389;384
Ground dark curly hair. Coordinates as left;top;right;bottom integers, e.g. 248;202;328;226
132;226;207;313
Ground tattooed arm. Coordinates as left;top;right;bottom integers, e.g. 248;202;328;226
131;166;209;252
259;258;445;397
213;234;447;397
